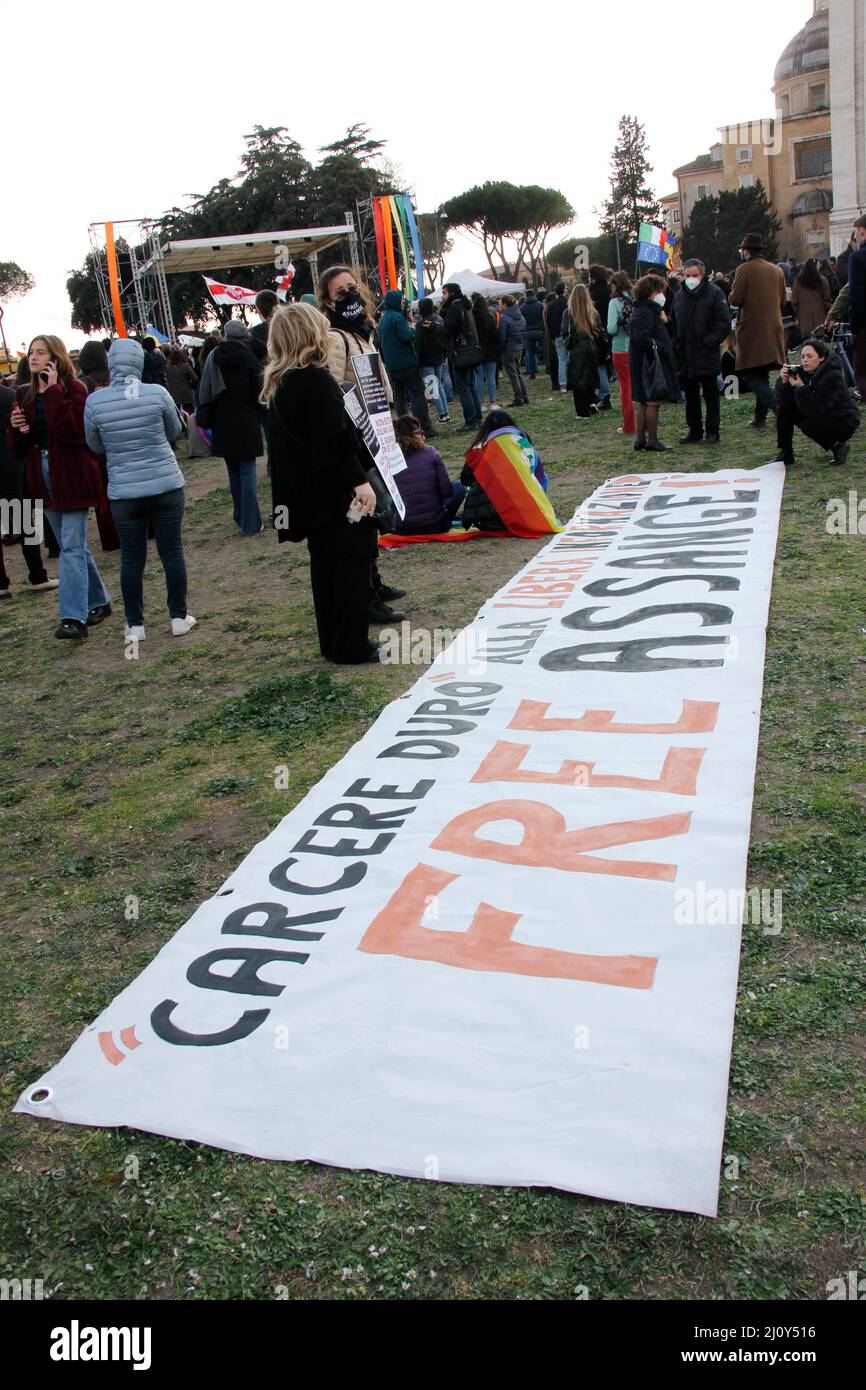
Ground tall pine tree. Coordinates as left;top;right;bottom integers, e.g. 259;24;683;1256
600;116;660;257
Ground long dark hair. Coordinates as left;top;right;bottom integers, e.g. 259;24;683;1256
796;258;821;291
472;293;495;333
471;408;531;450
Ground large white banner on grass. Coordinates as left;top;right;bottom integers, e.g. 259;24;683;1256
16;463;785;1216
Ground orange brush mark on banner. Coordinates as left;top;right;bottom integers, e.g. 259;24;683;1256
663;479;753;489
508;698;719;736
379;196;399;291
103;222;127;338
358;864;657;989
471;741;706;797
433;800;691;882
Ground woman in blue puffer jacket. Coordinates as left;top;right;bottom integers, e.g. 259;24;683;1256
84;338;195;642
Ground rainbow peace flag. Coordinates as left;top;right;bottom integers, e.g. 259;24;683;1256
638;222;676;268
465;430;562;539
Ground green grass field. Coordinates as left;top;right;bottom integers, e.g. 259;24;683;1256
1;375;864;1300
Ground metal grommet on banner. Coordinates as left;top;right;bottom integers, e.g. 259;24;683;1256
28;1086;54;1105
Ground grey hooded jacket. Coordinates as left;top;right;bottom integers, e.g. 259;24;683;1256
84;339;184;500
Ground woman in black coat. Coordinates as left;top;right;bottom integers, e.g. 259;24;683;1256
265;303;380;664
588;265;613;408
628;275;680;451
209;320;263;534
773;338;860;467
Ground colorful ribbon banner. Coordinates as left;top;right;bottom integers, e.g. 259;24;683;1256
378;196;399;292
404;199;426;301
103;222;127;339
372;198;388;296
391;195;415;301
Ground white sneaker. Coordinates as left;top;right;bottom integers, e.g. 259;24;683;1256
124;624;146;641
171;614;197;637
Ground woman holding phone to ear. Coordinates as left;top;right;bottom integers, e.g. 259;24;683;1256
7;335;111;639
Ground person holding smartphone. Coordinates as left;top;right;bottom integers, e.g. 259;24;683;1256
773;338;860;467
7;335;111;639
263;303;380;664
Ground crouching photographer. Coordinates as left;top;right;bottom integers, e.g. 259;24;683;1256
773;338;860;467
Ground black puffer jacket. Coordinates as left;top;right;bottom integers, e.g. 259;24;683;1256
773;352;861;437
415;313;449;368
520;294;544;332
209;340;264;459
672;278;732;377
546;293;568;339
459;469;506;531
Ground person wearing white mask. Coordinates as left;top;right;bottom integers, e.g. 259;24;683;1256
672;259;733;445
627;275;680;451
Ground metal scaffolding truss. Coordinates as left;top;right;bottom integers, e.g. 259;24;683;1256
88;219;175;341
90;212;362;341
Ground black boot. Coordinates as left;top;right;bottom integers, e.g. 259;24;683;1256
55;618;88;640
830;440;850;466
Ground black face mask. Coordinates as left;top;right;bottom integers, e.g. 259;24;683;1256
332;290;366;325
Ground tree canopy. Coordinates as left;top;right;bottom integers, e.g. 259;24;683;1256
599;116;660;256
441;181;573;283
417;213;453;291
547;233;621;272
682;182;781;271
0;261;35;301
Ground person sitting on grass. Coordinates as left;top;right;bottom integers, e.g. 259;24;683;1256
393;415;465;535
460;409;556;535
773;338;860;468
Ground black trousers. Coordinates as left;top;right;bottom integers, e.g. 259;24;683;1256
776;400;856;455
390;366;432;432
307;516;375;663
740;366;775;421
572;388;595;417
0;533;48;588
684;374;721;437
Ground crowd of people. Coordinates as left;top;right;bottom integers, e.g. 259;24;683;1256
2;218;863;661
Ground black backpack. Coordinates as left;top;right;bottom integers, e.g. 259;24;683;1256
616;296;634;339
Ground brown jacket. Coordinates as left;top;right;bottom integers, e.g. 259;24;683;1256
730;256;788;370
792;276;831;337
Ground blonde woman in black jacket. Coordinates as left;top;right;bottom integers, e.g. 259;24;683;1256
263;304;380;664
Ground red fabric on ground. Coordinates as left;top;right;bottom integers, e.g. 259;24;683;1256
378;529;510;549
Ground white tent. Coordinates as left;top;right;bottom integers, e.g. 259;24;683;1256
424;268;527;305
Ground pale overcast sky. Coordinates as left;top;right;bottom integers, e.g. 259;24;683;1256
2;0;814;351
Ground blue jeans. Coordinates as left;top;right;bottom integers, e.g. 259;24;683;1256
110;487;188;624
473;361;498;406
525;330;544;376
225;458;262;534
422;366;449;417
597;362;611;401
41;452;109;623
555;337;568;388
439;360;454;402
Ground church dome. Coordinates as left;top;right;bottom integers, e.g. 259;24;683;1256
774;7;830;86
